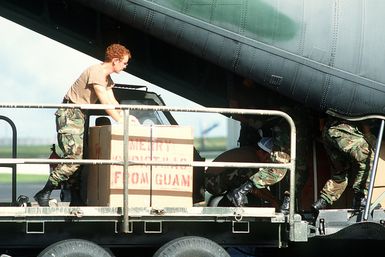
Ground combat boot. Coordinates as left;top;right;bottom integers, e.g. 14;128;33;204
226;180;254;207
280;191;291;214
250;187;280;209
352;192;367;210
311;197;329;213
69;188;86;206
34;180;56;206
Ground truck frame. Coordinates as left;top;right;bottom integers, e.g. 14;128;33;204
0;85;384;257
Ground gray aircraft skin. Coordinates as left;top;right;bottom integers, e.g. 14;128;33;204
1;0;385;116
74;0;385;116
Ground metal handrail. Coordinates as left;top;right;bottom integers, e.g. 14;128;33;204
0;115;17;203
0;103;296;236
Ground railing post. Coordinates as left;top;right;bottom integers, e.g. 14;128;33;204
363;119;385;221
0;115;17;203
123;109;130;233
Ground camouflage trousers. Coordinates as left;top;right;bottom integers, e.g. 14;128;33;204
205;166;287;195
49;108;85;187
271;106;312;195
320;121;374;205
205;168;256;195
205;151;289;195
250;167;287;189
251;151;289;189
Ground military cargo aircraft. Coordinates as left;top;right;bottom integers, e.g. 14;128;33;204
1;0;385;115
1;1;385;256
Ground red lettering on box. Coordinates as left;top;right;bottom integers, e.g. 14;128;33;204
114;171;122;184
112;170;150;186
155;173;191;187
128;172;149;185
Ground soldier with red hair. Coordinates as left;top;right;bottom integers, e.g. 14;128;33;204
34;43;139;206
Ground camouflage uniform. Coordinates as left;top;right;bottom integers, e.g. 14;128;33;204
250;151;290;189
271;105;312;196
49;108;85;188
205;168;255;196
319;118;374;205
205;151;290;195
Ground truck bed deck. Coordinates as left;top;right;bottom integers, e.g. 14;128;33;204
0;205;291;250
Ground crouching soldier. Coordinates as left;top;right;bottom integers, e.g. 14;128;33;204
205;137;290;210
226;137;290;211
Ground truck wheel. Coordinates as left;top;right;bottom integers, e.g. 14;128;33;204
38;239;114;257
153;236;230;257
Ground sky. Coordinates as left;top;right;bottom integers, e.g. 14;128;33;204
0;16;234;145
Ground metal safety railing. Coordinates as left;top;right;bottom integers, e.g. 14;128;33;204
0;115;17;203
0;103;297;236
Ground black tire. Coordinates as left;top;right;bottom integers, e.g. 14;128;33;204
153;236;230;257
38;239;114;257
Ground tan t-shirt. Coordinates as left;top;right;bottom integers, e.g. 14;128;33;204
64;63;114;104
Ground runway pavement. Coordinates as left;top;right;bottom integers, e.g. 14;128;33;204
0;183;60;203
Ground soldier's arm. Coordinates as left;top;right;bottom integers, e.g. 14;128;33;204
94;84;139;124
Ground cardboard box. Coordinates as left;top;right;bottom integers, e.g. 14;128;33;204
87;124;194;208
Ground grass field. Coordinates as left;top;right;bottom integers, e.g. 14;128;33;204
0;145;53;183
193;137;227;151
1;137;227;158
0;144;59;158
0;173;47;184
